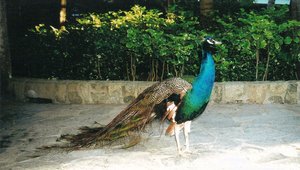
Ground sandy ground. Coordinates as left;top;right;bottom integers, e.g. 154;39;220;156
0;101;300;170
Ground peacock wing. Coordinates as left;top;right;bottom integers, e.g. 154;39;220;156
99;77;192;135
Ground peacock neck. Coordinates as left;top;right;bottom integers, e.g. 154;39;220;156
199;51;215;81
191;51;215;100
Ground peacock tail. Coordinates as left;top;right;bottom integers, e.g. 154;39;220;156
59;77;192;149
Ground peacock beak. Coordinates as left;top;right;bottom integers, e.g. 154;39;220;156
206;38;222;45
214;40;222;45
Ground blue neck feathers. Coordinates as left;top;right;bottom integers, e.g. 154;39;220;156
192;51;215;96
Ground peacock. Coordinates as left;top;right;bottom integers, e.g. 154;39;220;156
58;37;221;154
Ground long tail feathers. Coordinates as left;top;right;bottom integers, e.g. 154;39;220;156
41;78;191;151
58;104;156;149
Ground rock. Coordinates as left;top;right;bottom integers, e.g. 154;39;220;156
268;96;284;104
26;90;38;98
211;83;223;103
223;82;245;103
246;83;268;104
284;83;298;104
68;92;82;104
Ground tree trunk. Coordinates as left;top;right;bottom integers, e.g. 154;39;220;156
263;44;270;81
255;45;260;81
290;0;300;79
0;0;11;97
167;0;176;8
291;0;300;20
267;0;275;8
130;55;136;81
161;61;165;81
199;0;213;27
60;0;67;27
200;0;213;17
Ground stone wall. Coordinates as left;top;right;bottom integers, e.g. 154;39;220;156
8;78;300;104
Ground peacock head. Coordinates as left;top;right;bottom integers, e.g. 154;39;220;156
202;37;222;53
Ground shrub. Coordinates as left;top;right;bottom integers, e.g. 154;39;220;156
211;6;300;81
13;5;300;81
18;5;203;81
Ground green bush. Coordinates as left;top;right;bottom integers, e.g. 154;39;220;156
14;5;300;81
18;5;203;81
211;6;300;81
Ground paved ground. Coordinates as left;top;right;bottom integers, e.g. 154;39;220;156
0;100;300;170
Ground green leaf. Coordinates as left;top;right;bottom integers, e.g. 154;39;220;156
259;40;267;48
275;42;280;50
294;37;300;43
265;31;273;39
252;34;260;40
242;40;251;49
284;36;292;45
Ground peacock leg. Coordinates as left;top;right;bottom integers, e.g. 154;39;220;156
174;124;181;153
183;121;191;152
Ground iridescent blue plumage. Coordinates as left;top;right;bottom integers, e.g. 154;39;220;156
175;41;216;123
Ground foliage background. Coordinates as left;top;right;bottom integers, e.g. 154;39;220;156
12;4;300;82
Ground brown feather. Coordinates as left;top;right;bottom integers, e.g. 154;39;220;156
56;77;191;149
